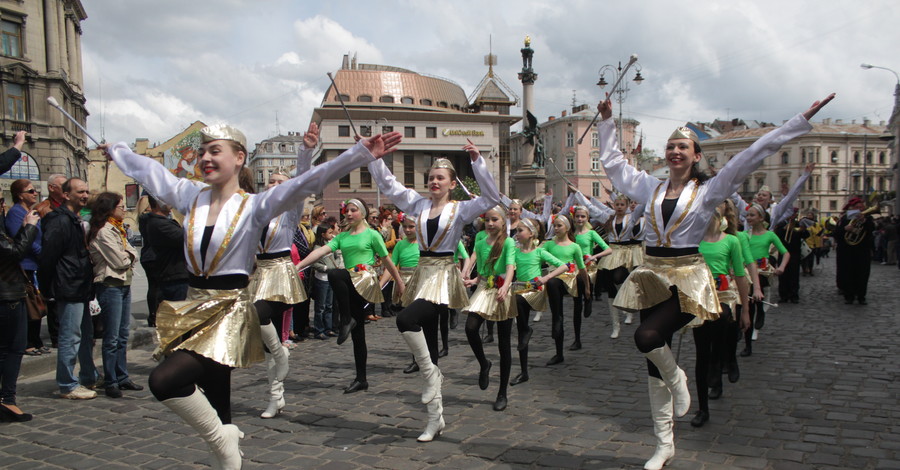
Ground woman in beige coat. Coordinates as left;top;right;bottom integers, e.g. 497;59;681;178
87;192;140;399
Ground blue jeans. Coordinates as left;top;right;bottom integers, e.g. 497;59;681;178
56;302;98;393
312;277;333;334
97;284;132;387
0;300;27;405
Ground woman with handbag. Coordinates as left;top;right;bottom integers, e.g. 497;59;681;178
4;179;44;357
87;192;140;399
0;206;40;422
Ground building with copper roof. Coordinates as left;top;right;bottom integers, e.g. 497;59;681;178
310;54;519;212
700;118;893;217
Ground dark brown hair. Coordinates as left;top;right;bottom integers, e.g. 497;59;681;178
87;192;123;243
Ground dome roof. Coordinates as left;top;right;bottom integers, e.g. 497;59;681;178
325;65;469;111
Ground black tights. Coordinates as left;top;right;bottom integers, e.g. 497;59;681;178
328;269;368;382
634;287;694;379
515;295;533;375
396;299;443;365
572;277;591;344
692;307;730;414
254;299;288;351
465;314;513;396
439;309;450;350
149;350;234;423
546;278;567;356
743;286;767;353
604;267;629;298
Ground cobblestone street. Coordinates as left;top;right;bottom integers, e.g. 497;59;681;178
1;257;898;469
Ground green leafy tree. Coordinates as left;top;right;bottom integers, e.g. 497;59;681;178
451;176;480;201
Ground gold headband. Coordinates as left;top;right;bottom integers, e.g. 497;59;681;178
668;126;699;145
346;198;367;218
272;167;292;178
487;205;508;219
758;185;771;194
509;198;523;207
519;218;538;235
554;214;571;231
200;124;247;149
431;158;455;172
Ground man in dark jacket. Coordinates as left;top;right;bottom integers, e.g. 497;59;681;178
140;196;188;327
39;177;98;400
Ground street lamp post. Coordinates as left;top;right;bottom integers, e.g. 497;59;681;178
597;60;644;155
861;63;900;215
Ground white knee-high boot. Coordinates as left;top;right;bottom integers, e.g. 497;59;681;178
162;387;243;470
401;330;443;404
608;299;620;339
644;345;690;417
260;323;288;418
644;377;675;470
416;396;445;442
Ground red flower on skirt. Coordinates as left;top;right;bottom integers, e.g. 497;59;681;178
354;264;367;272
715;274;729;291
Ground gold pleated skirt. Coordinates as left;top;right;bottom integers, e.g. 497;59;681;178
757;260;776;278
717;281;740;320
513;281;548;312
586;262;600;285
613;253;721;321
154;287;265;368
250;255;307;304
401;256;469;309
348;266;383;304
599;243;644;271
548;270;580;297
465;279;517;322
392;267;416;305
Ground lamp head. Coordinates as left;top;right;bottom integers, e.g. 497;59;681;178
47;96;60;107
860;63;874;69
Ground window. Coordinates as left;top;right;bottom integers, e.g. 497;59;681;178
566;131;574;148
756;177;765;190
565;153;575;171
404;126;416;138
382;126;393;134
829;175;837;191
437;101;448;108
401;97;414;104
781;151;789;164
0;151;39;180
360;166;372;188
358;95;373;102
451;104;461;110
338;125;350;137
360;125;372;137
780;176;789;188
592;182;600;197
420;99;433;106
379;95;395;103
742;180;750;194
591;152;600;171
865;151;872;164
880;151;886;164
1;20;22;58
335;94;350;102
865;177;872;192
852;175;860;191
5;83;25;120
808;177;815;191
829;200;837;211
831;151;838;163
256;170;264;184
404;153;415;186
426;127;437;138
279;143;287;152
853;151;860;164
339;174;351;189
801;149;806;163
591;132;598;148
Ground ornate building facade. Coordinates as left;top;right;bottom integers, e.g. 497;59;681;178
0;0;88;201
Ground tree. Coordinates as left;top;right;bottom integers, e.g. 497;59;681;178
451;176;480;201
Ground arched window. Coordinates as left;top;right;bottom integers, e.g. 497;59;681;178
879;151;886;164
781;151;789;164
451;104;461;110
357;95;373;102
0;151;40;180
866;151;872;164
756;177;765;190
335;94;349;101
591;151;600;171
829;175;837;191
420;99;433;106
437;101;448;108
400;96;414;104
853;151;860;164
379;95;395;103
831;150;838;163
801;149;806;163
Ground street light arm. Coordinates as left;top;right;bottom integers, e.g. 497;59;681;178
861;63;900;85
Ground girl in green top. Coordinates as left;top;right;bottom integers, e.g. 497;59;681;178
724;202;762;387
297;198;404;394
742;204;790;356
692;201;751;428
462;206;517;411
510;218;568;388
542;213;589;365
571;204;612;336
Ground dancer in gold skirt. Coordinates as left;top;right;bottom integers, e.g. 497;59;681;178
367;139;501;442
570;204;611;337
541;213;590;363
596;93;833;469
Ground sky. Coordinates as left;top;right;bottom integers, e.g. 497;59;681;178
80;0;900;154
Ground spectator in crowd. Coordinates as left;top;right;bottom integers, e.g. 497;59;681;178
34;173;68;348
311;221;339;340
5;179;45;357
141;196;189;327
39;178;98;400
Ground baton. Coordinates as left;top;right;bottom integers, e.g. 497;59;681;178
577;54;638;145
48;96;101;146
326;72;360;139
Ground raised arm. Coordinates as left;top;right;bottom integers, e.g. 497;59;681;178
771;163;814;228
457;141;503;223
596;99;661;201
0;131;25;176
106;142;205;214
367;160;424;215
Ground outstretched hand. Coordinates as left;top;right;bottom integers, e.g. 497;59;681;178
802;93;835;121
597;94;613;121
302;122;319;149
98;143;112;161
463;138;481;162
804;161;816;173
362;131;402;159
12;130;26;149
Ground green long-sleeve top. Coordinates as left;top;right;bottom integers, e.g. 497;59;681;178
514;246;564;282
737;231;754;266
474;236;516;277
327;228;388;268
748;230;787;260
541;240;585;268
574;230;609;259
391;238;420;268
699;234;746;277
454;240;469;263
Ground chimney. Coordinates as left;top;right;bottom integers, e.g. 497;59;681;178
835;119;843;125
823;118;831;125
341;54;350;70
561;110;567;117
851;119;856;124
864;118;871;127
548;116;556;121
880;120;886;126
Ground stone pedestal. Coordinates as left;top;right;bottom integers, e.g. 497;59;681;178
512;167;546;201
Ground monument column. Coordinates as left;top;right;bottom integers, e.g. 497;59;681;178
513;36;546;201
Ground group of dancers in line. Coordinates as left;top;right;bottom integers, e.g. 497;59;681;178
101;89;834;470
